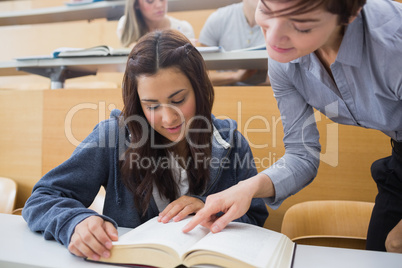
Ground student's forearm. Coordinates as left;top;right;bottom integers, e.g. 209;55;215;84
238;173;275;199
207;70;239;86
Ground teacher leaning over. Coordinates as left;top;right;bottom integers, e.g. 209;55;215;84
184;0;402;253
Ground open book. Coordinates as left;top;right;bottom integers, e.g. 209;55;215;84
65;0;104;6
195;46;223;53
89;216;296;268
230;44;266;53
15;45;131;61
56;45;131;57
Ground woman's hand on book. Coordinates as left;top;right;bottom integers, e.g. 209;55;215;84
157;196;204;224
182;182;254;234
68;216;118;261
182;173;275;234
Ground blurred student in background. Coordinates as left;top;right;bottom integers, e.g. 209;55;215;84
199;0;269;86
117;0;195;47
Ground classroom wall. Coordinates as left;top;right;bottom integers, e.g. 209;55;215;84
0;89;43;209
0;0;65;11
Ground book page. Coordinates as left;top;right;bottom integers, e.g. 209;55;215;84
110;47;131;56
184;222;293;268
57;46;110;57
230;44;266;52
196;46;224;53
114;217;210;258
267;236;295;268
65;0;104;6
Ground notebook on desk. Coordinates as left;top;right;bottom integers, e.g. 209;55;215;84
15;46;131;61
15;46;224;61
55;46;131;57
196;46;224;53
230;44;266;53
65;0;104;6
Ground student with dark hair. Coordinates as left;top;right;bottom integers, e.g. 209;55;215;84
22;30;268;261
117;0;195;47
184;0;402;253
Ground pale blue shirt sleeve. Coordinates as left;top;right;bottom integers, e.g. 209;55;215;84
262;60;321;209
199;10;222;47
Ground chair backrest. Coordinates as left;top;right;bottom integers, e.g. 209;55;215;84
0;177;17;214
281;200;375;249
89;187;106;214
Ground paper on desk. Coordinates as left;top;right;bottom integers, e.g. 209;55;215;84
196;46;224;53
65;0;104;6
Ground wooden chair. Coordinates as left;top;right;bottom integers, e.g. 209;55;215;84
0;177;17;214
11;186;105;216
12;208;23;215
281;200;375;249
89;187;106;214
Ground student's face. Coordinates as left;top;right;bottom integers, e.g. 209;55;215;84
137;67;196;144
137;0;167;22
255;0;342;63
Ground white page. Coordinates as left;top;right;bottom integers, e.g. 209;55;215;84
196;46;224;53
114;217;210;258
185;222;287;267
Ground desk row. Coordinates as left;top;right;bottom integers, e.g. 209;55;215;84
0;0;240;26
0;50;268;89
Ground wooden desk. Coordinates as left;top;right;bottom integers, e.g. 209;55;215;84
0;50;268;89
1;213;402;268
294;245;402;268
0;0;126;25
0;213;126;268
0;0;241;26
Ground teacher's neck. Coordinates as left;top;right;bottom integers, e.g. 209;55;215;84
316;25;345;66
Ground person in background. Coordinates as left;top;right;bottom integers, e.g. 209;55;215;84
184;0;402;253
117;0;195;47
22;30;268;261
199;0;269;86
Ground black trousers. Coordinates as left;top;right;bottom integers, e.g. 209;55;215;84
366;139;402;251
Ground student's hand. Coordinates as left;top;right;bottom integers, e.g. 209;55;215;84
233;69;258;83
157;196;204;223
182;182;254;234
68;216;118;260
386;219;402;253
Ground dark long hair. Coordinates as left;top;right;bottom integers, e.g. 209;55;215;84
120;30;214;214
260;0;366;24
